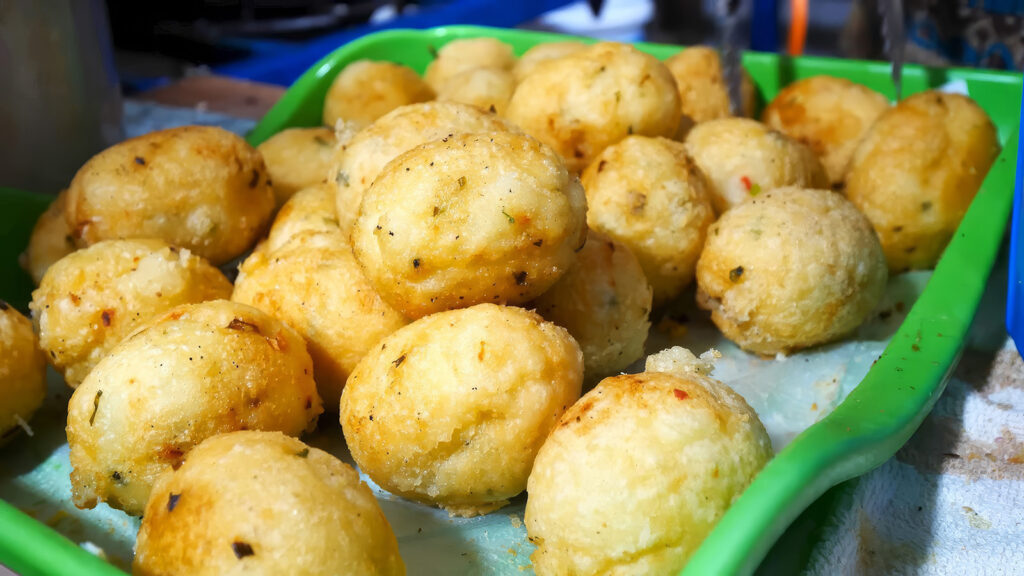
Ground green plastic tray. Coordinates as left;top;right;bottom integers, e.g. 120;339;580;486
1;25;1021;576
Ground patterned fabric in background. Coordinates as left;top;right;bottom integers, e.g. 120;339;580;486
906;0;1024;70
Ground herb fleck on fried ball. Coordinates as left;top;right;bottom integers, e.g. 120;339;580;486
67;299;322;516
534;231;652;384
0;302;46;446
65;125;275;265
762;76;890;185
352;131;587;319
31;239;232;388
134;431;404;576
695;187;887;355
506;42;682;173
581;135;714;306
322;60;434;130
844;90;999;272
685;118;828;213
526;347;771;575
256;127;337;206
330;101;517;233
341;304;583;517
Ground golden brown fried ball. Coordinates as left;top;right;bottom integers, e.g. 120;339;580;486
330;101;516;233
29;239;232;388
533;231;652;384
341;304;583;517
21;190;75;285
134;431;404;576
506;42;682;173
424;38;516;91
436;67;516;116
581;135;714;306
762;76;889;185
352;131;587;319
844;90;999;272
512;41;588;83
526;347;772;575
0;302;46;446
256;127;336;206
695;187;887;355
685;118;828;213
65;126;275;265
322;60;434;130
67;299;322;516
233;230;408;411
664;46;757;133
264;183;340;253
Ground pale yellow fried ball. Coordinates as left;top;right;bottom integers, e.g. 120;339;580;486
322;60;434;129
533;231;652;384
762;76;890;185
21;190;75;285
506;42;682;173
664;46;758;134
67;299;322;516
233;230;408;411
352;131;587;319
844;90;999;272
264;183;340;253
695;187;887;355
684;118;828;213
436;67;516;116
29;239;232;388
65;126;275;265
526;347;772;575
512;41;588;83
330;101;516;233
134;431;404;576
0;302;46;446
341;304;583;517
424;38;516;91
581;135;714;306
256;127;336;206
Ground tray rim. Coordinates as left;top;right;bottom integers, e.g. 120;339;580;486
1;25;1021;576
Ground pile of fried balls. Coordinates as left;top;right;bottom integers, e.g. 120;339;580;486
1;35;998;576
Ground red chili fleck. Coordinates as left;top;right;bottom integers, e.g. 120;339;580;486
740;176;752;191
673;389;689;400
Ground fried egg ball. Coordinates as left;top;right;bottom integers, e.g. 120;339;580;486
844;90;999;272
436;66;516;116
134;431;405;576
0;302;46;446
352;131;587;319
21;190;75;285
695;187;887;355
526;347;772;575
330;101;516;233
341;304;583;517
233;230;408;410
67;299;322;516
581;135;714;306
424;38;516;91
533;231;652;384
65;126;275;265
30;239;232;388
512;41;588;83
506;42;682;173
684;118;828;213
664;46;757;133
264;183;339;253
762;76;889;185
256;127;336;206
322;60;434;130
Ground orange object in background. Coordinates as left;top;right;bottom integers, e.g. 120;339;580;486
788;0;808;55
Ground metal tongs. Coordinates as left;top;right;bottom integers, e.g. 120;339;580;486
878;0;905;101
717;0;744;116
